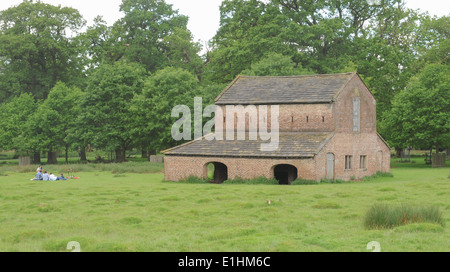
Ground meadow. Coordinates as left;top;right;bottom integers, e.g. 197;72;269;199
0;155;448;252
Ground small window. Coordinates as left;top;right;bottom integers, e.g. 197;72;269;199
306;116;309;123
360;155;367;170
291;116;294;122
345;155;353;170
322;116;325;122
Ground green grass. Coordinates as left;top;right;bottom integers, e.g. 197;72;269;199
364;203;444;229
0;157;448;252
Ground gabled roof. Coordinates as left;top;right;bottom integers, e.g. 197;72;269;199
162;132;334;159
215;72;356;105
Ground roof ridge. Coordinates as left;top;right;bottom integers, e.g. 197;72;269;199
237;72;355;79
215;72;358;105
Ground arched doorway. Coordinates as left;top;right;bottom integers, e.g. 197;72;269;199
205;162;228;184
273;164;298;185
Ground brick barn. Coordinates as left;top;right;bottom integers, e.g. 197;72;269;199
162;72;390;183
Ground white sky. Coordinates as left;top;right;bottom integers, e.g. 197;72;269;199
0;0;448;45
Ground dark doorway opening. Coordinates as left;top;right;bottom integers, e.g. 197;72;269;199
206;162;228;184
274;164;298;185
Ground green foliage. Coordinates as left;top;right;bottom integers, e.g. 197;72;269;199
0;93;36;152
364;203;445;229
77;61;147;161
382;63;450;151
242;52;311;76
0;0;448;160
76;16;118;71
177;176;210;184
114;0;202;74
0;0;86;101
24;82;83;161
134;67;199;152
204;0;293;83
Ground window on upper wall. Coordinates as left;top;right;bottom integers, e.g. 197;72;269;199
353;97;360;132
345;155;353;170
360;155;367;170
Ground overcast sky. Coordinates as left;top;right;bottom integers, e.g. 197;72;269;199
0;0;448;44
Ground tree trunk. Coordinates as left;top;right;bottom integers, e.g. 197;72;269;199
141;149;148;159
115;149;126;163
47;150;58;165
395;147;402;158
65;144;69;164
33;151;41;164
80;147;87;161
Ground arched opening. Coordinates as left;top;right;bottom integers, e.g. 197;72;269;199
273;164;298;185
205;162;228;184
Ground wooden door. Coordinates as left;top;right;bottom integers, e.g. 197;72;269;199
326;153;335;180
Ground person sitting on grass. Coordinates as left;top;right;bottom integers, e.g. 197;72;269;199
31;170;43;181
56;173;67;181
42;171;49;181
49;173;58;181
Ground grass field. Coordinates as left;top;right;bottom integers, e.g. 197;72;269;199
0;156;448;252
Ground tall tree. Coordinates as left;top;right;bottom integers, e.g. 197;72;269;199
25;82;83;164
133;67;199;153
77;61;147;162
382;63;450;153
0;0;86;102
204;0;293;83
105;0;203;75
0;93;36;154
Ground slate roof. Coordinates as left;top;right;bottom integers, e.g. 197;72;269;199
215;72;355;105
162;132;334;158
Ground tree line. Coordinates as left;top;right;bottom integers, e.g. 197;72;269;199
0;0;448;164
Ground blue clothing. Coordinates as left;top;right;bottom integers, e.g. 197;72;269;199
42;173;49;181
35;172;43;180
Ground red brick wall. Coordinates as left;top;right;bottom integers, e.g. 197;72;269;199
315;133;390;181
334;74;377;134
215;104;334;134
312;74;390;181
164;155;317;182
